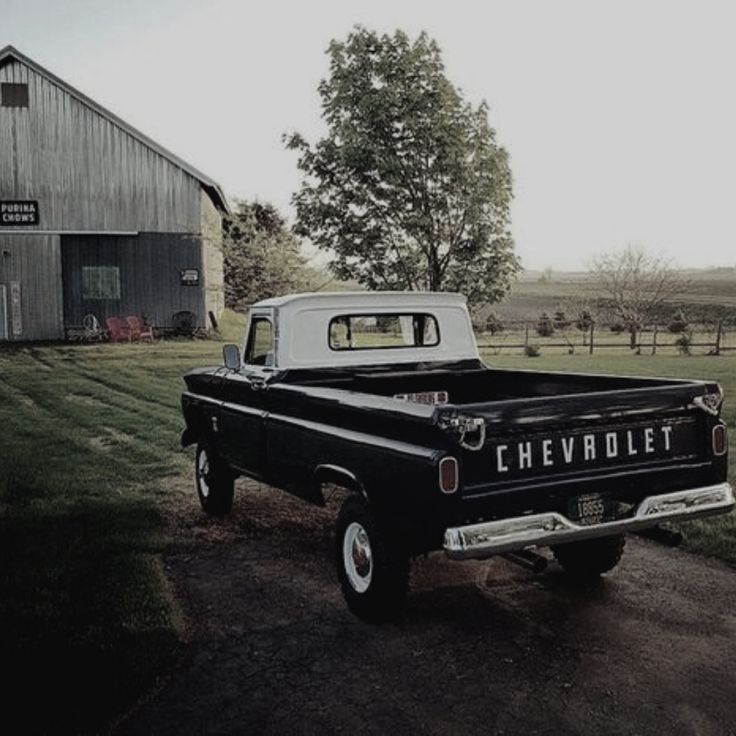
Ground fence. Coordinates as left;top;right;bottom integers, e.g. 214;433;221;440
475;320;736;356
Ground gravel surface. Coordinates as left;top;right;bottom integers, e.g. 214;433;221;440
116;480;736;736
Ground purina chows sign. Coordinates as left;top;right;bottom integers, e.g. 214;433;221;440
0;201;39;225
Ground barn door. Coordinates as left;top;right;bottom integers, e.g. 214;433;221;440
0;284;8;341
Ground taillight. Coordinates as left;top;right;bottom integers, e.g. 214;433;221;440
439;456;459;494
713;425;727;456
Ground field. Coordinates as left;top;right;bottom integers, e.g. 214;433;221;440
493;269;736;323
1;310;734;732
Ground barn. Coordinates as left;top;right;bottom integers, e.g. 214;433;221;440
0;45;228;342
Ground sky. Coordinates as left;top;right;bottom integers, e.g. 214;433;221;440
3;0;735;271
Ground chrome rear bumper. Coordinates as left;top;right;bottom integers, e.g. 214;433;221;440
443;482;734;560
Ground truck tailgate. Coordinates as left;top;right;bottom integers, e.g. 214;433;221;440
456;383;716;500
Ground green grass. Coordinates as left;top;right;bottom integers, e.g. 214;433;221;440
0;314;245;734
481;350;736;564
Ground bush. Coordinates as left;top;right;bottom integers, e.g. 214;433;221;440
524;344;541;357
536;312;555;337
575;310;593;332
668;312;689;334
609;322;625;334
675;334;692;355
484;313;504;335
552;310;570;329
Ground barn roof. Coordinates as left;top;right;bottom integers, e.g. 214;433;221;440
0;45;230;214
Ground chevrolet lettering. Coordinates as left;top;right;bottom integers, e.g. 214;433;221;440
492;424;680;474
180;292;733;622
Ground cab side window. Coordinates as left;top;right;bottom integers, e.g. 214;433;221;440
245;318;274;366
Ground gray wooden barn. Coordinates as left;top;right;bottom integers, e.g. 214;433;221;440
0;45;228;341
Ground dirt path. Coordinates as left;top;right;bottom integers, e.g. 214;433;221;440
116;480;736;736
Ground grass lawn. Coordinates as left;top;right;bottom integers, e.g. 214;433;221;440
0;310;245;734
482;350;736;564
0;311;733;732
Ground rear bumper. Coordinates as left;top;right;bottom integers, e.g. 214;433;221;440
443;482;734;560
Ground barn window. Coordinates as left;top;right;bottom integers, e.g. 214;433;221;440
82;266;121;300
1;83;29;108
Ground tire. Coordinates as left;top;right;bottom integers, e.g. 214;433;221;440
335;496;410;623
195;438;234;516
552;534;626;580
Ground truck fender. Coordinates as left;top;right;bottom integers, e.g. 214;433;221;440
313;464;368;502
181;426;198;448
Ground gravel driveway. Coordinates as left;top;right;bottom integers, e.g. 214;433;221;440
116;480;736;736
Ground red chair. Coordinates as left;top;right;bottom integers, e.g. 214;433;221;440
126;316;155;342
106;317;130;342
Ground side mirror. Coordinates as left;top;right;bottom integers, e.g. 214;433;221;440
222;344;241;371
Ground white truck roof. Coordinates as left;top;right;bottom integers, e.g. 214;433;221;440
247;291;480;369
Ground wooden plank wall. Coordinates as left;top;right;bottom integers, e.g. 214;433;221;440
61;234;205;328
0;58;202;232
0;234;64;340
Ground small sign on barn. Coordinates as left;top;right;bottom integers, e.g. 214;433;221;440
0;200;39;226
180;268;200;286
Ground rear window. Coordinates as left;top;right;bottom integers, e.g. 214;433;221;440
329;313;440;351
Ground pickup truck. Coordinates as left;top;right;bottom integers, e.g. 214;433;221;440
181;292;733;622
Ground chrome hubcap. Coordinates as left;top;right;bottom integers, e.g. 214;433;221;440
197;449;210;498
343;522;373;593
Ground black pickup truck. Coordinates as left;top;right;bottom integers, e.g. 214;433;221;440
181;292;733;622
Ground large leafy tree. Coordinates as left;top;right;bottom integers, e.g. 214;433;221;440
223;200;318;310
286;27;519;306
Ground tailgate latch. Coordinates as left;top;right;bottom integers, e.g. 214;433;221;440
691;392;723;416
438;413;486;452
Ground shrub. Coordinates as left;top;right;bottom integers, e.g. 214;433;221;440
575;310;593;332
609;322;625;334
484;313;504;335
552;310;570;329
536;312;555;337
668;312;689;334
675;334;692;355
524;344;541;357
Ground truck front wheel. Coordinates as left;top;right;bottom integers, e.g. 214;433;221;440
335;496;409;623
195;438;234;516
552;534;626;580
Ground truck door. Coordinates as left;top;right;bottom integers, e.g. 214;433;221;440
217;310;275;476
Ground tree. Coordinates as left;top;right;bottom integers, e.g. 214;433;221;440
223;200;318;310
285;27;520;307
558;295;598;345
591;245;686;350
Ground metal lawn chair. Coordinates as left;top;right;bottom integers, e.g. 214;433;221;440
82;313;103;341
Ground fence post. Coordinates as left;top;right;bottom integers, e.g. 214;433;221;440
651;325;658;355
715;321;723;355
589;322;594;355
524;323;529;349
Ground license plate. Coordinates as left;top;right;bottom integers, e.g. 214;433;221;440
568;493;615;526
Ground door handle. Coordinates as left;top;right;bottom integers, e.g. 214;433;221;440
250;375;267;391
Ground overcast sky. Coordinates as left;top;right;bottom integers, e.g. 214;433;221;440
4;0;735;270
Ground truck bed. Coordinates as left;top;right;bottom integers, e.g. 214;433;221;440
284;360;698;405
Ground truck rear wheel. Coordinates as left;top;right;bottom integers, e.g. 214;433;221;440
195;438;234;516
552;534;625;580
335;496;409;623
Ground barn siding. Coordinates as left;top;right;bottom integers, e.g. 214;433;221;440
201;191;224;323
0;234;64;340
61;234;205;328
0;58;203;233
